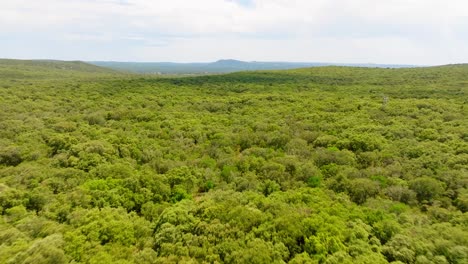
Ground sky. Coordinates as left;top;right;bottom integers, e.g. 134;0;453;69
1;0;467;65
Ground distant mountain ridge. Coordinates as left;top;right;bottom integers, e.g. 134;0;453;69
89;59;420;74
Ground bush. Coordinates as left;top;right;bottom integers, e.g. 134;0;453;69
409;177;445;203
260;180;281;196
85;113;106;126
0;146;23;166
346;178;380;204
307;176;322;188
385;186;417;205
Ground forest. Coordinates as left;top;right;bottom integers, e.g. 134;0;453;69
0;59;467;263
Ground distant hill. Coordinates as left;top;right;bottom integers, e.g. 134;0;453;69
89;59;419;74
0;59;121;79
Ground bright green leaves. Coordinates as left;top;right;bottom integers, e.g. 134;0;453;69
0;62;467;263
64;207;151;263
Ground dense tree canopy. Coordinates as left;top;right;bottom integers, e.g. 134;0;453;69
0;60;467;263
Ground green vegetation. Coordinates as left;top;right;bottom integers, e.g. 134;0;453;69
0;60;467;263
0;59;121;80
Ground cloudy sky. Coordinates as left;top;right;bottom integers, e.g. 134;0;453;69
1;0;467;65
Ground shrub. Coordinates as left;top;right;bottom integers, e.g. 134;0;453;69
0;146;23;166
409;177;445;203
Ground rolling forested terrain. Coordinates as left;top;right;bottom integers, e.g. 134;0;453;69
0;59;467;263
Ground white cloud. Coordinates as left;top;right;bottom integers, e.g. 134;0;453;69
0;0;467;64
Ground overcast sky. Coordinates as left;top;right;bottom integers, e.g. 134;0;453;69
1;0;467;65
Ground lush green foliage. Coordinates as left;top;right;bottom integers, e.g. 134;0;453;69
0;61;467;263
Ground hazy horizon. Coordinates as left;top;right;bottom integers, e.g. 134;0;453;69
87;59;425;66
0;57;431;67
1;0;467;65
